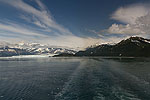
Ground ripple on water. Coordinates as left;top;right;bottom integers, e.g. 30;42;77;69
55;58;150;100
0;58;150;100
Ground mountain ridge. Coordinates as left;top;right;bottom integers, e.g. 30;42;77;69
1;36;150;57
0;42;76;57
75;36;150;57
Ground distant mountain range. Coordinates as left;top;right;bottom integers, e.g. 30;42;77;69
1;36;150;57
55;36;150;57
0;42;76;57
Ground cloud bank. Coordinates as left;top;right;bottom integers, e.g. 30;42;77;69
106;3;150;36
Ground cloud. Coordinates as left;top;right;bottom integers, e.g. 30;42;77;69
0;0;72;35
1;0;145;49
0;20;98;49
111;3;149;24
87;29;98;34
0;0;95;49
0;21;122;49
105;3;150;36
107;23;144;34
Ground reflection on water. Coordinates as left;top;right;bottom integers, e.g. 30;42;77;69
0;57;150;100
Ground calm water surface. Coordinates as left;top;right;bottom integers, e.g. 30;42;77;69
0;57;150;100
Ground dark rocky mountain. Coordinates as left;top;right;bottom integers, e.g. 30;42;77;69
75;36;150;57
53;53;74;57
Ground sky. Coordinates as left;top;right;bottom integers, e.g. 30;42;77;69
0;0;150;49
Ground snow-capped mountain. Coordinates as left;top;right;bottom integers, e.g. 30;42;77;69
75;36;150;57
0;42;77;57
